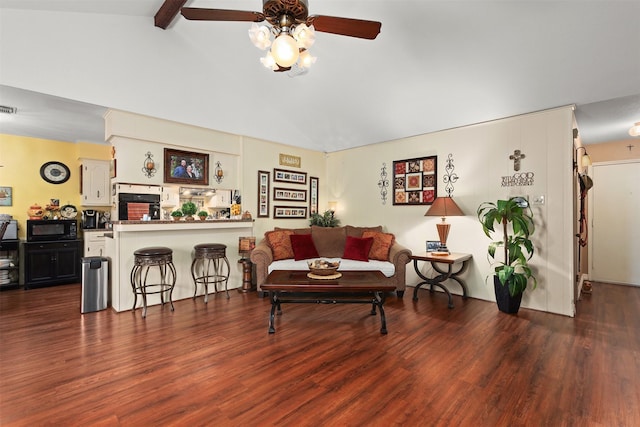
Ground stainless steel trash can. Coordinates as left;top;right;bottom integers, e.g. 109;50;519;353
81;256;109;313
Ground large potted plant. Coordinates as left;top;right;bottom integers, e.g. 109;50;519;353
477;197;537;313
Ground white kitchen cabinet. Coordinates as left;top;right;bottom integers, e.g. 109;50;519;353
208;190;232;208
161;186;180;208
83;231;107;257
81;159;110;206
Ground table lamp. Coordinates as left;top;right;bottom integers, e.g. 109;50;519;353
424;197;464;254
238;236;256;293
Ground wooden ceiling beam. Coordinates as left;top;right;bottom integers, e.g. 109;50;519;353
154;0;188;29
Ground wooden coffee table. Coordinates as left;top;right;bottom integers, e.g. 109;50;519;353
262;270;395;334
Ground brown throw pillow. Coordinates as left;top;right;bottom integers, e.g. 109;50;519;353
265;229;294;260
362;231;395;261
345;225;383;238
311;226;347;258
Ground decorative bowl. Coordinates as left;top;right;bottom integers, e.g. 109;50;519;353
307;259;340;276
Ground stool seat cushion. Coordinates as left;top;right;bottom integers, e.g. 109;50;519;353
194;243;227;250
134;246;173;256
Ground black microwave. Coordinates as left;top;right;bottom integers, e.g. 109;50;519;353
26;219;78;242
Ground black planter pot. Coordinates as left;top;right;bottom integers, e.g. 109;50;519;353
494;276;523;314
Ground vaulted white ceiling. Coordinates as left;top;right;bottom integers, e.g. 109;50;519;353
1;1;639;151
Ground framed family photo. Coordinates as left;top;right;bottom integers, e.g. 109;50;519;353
274;205;308;219
257;170;270;218
273;168;307;185
273;187;307;202
164;148;209;185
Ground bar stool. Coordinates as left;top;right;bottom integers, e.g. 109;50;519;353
191;243;230;303
130;246;176;318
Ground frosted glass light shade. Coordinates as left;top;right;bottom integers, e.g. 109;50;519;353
293;24;315;49
271;34;299;67
630;122;640;137
249;24;272;50
260;52;277;70
298;49;316;69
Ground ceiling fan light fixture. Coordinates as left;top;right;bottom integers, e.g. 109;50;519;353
248;23;272;50
298;49;316;69
271;33;299;67
293;23;315;48
260;51;278;70
629;121;640;137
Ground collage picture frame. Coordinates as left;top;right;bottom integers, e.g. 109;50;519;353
309;176;319;216
274;205;308;219
257;170;270;218
273;168;307;185
273;187;307;202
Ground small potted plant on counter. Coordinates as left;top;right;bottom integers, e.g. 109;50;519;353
171;210;184;221
197;210;209;221
181;201;198;221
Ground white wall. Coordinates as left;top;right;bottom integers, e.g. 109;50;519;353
327;107;576;316
100;106;576;316
105;110;241;189
241;136;327;240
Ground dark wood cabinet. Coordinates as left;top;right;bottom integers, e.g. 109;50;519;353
21;240;82;289
0;240;20;290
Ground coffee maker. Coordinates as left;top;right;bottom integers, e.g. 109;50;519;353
82;210;99;229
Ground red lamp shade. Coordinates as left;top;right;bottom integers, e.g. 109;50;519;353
424;197;465;249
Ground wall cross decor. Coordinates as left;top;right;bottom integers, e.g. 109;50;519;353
509;149;526;171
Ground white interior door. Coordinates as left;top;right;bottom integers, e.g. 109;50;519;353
589;160;640;286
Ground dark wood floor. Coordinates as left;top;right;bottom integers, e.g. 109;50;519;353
1;282;639;426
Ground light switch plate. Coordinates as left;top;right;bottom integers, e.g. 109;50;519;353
532;195;545;205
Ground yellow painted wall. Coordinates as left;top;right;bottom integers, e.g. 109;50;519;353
0;134;111;239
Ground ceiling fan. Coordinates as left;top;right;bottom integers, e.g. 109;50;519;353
175;0;382;72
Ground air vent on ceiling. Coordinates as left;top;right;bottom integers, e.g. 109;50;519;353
0;105;17;114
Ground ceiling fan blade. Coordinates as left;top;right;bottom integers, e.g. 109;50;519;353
181;8;265;22
306;15;381;40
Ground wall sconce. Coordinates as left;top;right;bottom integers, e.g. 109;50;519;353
214;161;224;183
576;146;592;169
142;151;156;178
328;201;337;213
629;121;640;137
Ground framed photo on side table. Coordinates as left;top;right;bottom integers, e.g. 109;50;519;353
257;170;270;218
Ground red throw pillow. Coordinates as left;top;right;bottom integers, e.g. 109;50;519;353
290;234;320;261
343;236;374;261
362;231;395;261
265;229;294;260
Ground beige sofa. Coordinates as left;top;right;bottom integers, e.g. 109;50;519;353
250;225;412;296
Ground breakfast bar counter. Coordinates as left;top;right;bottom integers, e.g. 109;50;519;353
105;219;254;312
